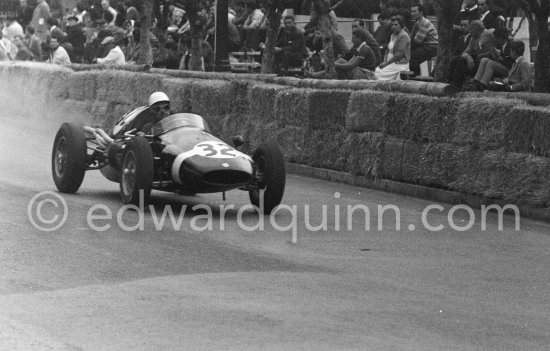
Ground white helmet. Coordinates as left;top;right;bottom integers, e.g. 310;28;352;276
148;92;170;107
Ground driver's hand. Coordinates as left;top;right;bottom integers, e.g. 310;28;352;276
136;131;146;137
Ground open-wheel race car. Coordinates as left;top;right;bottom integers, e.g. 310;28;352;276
51;109;286;214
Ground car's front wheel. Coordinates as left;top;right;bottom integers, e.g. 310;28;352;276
249;142;286;214
52;122;87;193
120;136;154;205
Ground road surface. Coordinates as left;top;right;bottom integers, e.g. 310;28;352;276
0;95;549;350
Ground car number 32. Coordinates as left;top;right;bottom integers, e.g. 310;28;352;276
194;141;239;159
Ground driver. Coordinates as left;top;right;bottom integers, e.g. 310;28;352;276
140;92;172;135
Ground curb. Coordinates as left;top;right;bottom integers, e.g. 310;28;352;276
286;163;550;223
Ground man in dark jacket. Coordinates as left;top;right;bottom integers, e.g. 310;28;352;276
352;19;382;65
473;27;514;89
274;15;308;75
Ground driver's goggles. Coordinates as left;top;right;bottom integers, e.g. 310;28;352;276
152;104;170;113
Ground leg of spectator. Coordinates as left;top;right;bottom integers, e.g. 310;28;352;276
474;57;490;82
410;45;437;77
273;51;283;74
480;60;496;86
489;61;510;80
454;58;468;89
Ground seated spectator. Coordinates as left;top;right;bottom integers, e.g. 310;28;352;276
227;14;242;52
95;36;125;65
48;36;71;65
488;41;532;91
479;0;504;30
374;11;392;60
47;18;67;42
409;3;438;76
242;0;264;50
66;16;86;63
460;0;480;22
335;29;377;79
305;29;349;73
0;31;11;61
101;0;118;27
473;27;513;90
375;16;411;80
153;41;181;69
14;35;32;61
307;29;349;59
49;0;65;22
452;19;471;53
0;30;16;60
2;16;24;41
352;19;382;65
25;25;43;61
124;0;141;24
274;15;308;76
449;20;495;89
18;0;34;29
232;0;250;28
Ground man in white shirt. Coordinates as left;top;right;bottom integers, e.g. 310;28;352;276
49;36;71;65
96;36;125;65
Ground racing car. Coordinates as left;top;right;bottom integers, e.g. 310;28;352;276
51;110;286;214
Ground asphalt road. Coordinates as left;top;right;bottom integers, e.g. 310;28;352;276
1;98;549;350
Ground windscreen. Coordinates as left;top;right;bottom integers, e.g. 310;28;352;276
152;113;210;135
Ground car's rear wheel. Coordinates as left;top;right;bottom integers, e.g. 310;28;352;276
120;136;154;205
249;142;286;214
52;122;87;193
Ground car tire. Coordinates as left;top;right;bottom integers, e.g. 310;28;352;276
120;136;154;205
249;142;286;214
52;122;87;193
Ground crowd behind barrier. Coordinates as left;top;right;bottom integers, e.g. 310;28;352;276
0;0;535;90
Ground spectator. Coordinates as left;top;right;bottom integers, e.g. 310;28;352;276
335;29;377;79
227;13;242;52
307;29;348;59
153;40;181;69
46;18;66;41
18;0;35;29
66;16;86;63
479;0;503;30
3;16;24;42
242;0;264;50
0;31;11;61
95;36;125;65
124;0;141;24
409;3;437;76
31;0;51;42
352;19;382;65
73;1;88;24
274;15;308;76
452;19;472;59
492;41;532;91
103;10;115;30
49;0;65;22
460;0;480;22
473;27;513;90
449;20;495;89
25;25;43;61
101;0;118;26
232;0;250;28
14;35;32;60
48;36;71;65
375;15;410;80
388;0;401;16
375;11;392;60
